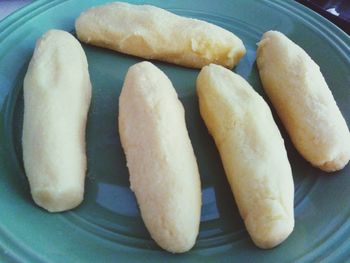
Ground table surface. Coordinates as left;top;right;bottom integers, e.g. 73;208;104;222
0;0;32;20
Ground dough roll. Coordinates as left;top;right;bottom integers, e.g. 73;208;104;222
257;31;350;172
22;30;92;212
197;64;294;249
118;61;201;253
75;2;246;69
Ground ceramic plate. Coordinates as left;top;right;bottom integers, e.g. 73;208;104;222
0;0;349;262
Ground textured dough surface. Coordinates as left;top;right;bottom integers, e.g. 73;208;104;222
22;30;92;212
197;64;294;249
257;31;350;172
118;61;201;253
75;2;246;69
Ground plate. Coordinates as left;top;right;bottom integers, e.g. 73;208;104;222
0;0;349;262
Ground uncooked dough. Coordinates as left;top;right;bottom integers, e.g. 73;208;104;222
197;64;294;249
119;61;201;253
22;30;92;212
257;31;350;172
75;2;246;69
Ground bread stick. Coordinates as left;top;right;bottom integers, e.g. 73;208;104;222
197;64;294;249
22;30;92;212
118;61;201;253
257;31;350;172
75;2;246;69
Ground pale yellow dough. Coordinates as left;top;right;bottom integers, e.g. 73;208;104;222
118;61;201;253
197;64;294;249
257;31;350;172
75;2;246;69
22;30;92;212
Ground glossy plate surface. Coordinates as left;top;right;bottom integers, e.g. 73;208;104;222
0;0;349;262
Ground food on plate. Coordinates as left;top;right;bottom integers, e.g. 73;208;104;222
75;2;246;69
197;64;294;249
118;61;201;253
22;30;92;212
257;30;350;172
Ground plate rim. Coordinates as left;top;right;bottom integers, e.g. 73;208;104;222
0;0;350;262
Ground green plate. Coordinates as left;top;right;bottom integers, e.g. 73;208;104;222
1;0;349;262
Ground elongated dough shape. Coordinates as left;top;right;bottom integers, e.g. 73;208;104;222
22;30;92;212
118;61;201;253
197;64;294;249
257;31;350;172
75;2;246;69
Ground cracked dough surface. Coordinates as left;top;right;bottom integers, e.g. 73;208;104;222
75;2;246;69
